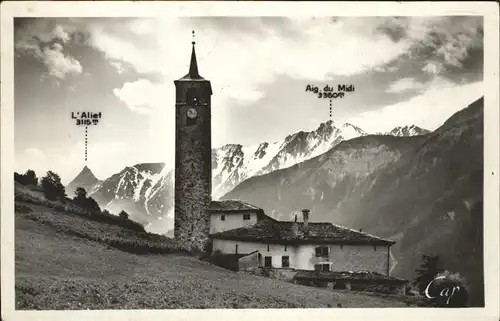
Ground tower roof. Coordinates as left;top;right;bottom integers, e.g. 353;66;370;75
179;38;205;81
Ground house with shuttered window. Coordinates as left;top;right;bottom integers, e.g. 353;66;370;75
209;202;397;276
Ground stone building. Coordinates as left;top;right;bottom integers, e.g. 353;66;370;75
211;208;394;275
173;38;213;252
209;207;407;294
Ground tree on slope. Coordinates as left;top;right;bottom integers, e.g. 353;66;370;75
412;254;444;293
41;171;66;201
23;169;38;186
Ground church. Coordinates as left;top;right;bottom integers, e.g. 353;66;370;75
173;36;407;293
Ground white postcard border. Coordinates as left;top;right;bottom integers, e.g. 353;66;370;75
1;2;499;321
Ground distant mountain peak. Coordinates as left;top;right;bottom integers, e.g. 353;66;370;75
74;165;99;181
387;125;430;137
81;165;92;174
65;165;102;197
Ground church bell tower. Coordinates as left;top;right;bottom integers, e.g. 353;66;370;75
173;32;213;252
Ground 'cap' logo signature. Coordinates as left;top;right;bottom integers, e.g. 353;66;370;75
424;275;468;307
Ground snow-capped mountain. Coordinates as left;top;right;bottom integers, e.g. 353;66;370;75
69;119;428;235
212;120;367;199
65;165;102;198
386;125;430;137
89;163;174;228
73;120;367;233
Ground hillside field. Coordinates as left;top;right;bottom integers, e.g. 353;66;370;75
14;184;415;309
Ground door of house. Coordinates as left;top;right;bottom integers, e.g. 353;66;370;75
264;256;272;268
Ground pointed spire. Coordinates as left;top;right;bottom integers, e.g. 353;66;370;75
178;30;205;81
188;30;200;78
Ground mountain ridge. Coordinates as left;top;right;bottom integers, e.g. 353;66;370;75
66;119;434;235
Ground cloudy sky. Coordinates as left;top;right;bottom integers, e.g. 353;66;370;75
14;17;484;184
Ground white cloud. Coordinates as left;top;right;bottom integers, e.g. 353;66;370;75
422;61;445;75
345;79;484;133
109;60;127;74
24;147;46;161
52;25;71;43
386;77;426;93
16;23;82;79
88;18;410;108
113;79;167;114
42;43;82;79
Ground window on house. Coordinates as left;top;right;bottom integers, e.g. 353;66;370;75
220;214;225;221
373;245;377;251
267;244;270;252
243;213;251;220
284;244;287;252
282;256;290;268
264;256;272;268
315;246;329;257
235;244;238;254
314;264;330;272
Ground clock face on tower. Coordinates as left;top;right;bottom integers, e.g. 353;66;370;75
187;108;198;119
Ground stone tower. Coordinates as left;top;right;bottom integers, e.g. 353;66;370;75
173;36;213;253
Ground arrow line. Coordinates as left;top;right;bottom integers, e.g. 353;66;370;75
85;126;88;162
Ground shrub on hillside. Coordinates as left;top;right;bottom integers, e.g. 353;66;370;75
41;171;66;201
15;204;33;214
14;170;39;186
73;187;88;204
85;197;101;213
73;188;101;213
119;210;129;220
412;254;444;294
24;170;38;186
90;210;144;232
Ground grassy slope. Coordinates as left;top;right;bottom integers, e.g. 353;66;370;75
15;186;412;309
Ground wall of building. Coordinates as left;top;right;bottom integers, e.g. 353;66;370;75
295;244;391;275
212;239;297;268
238;251;260;271
212;239;391;275
210;211;258;234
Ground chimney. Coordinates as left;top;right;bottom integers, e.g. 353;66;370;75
292;214;299;238
302;209;310;232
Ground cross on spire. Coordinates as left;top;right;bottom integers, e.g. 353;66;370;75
188;30;200;78
177;30;204;80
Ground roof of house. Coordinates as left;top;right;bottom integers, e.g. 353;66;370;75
210;219;395;245
294;270;407;284
208;200;262;213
